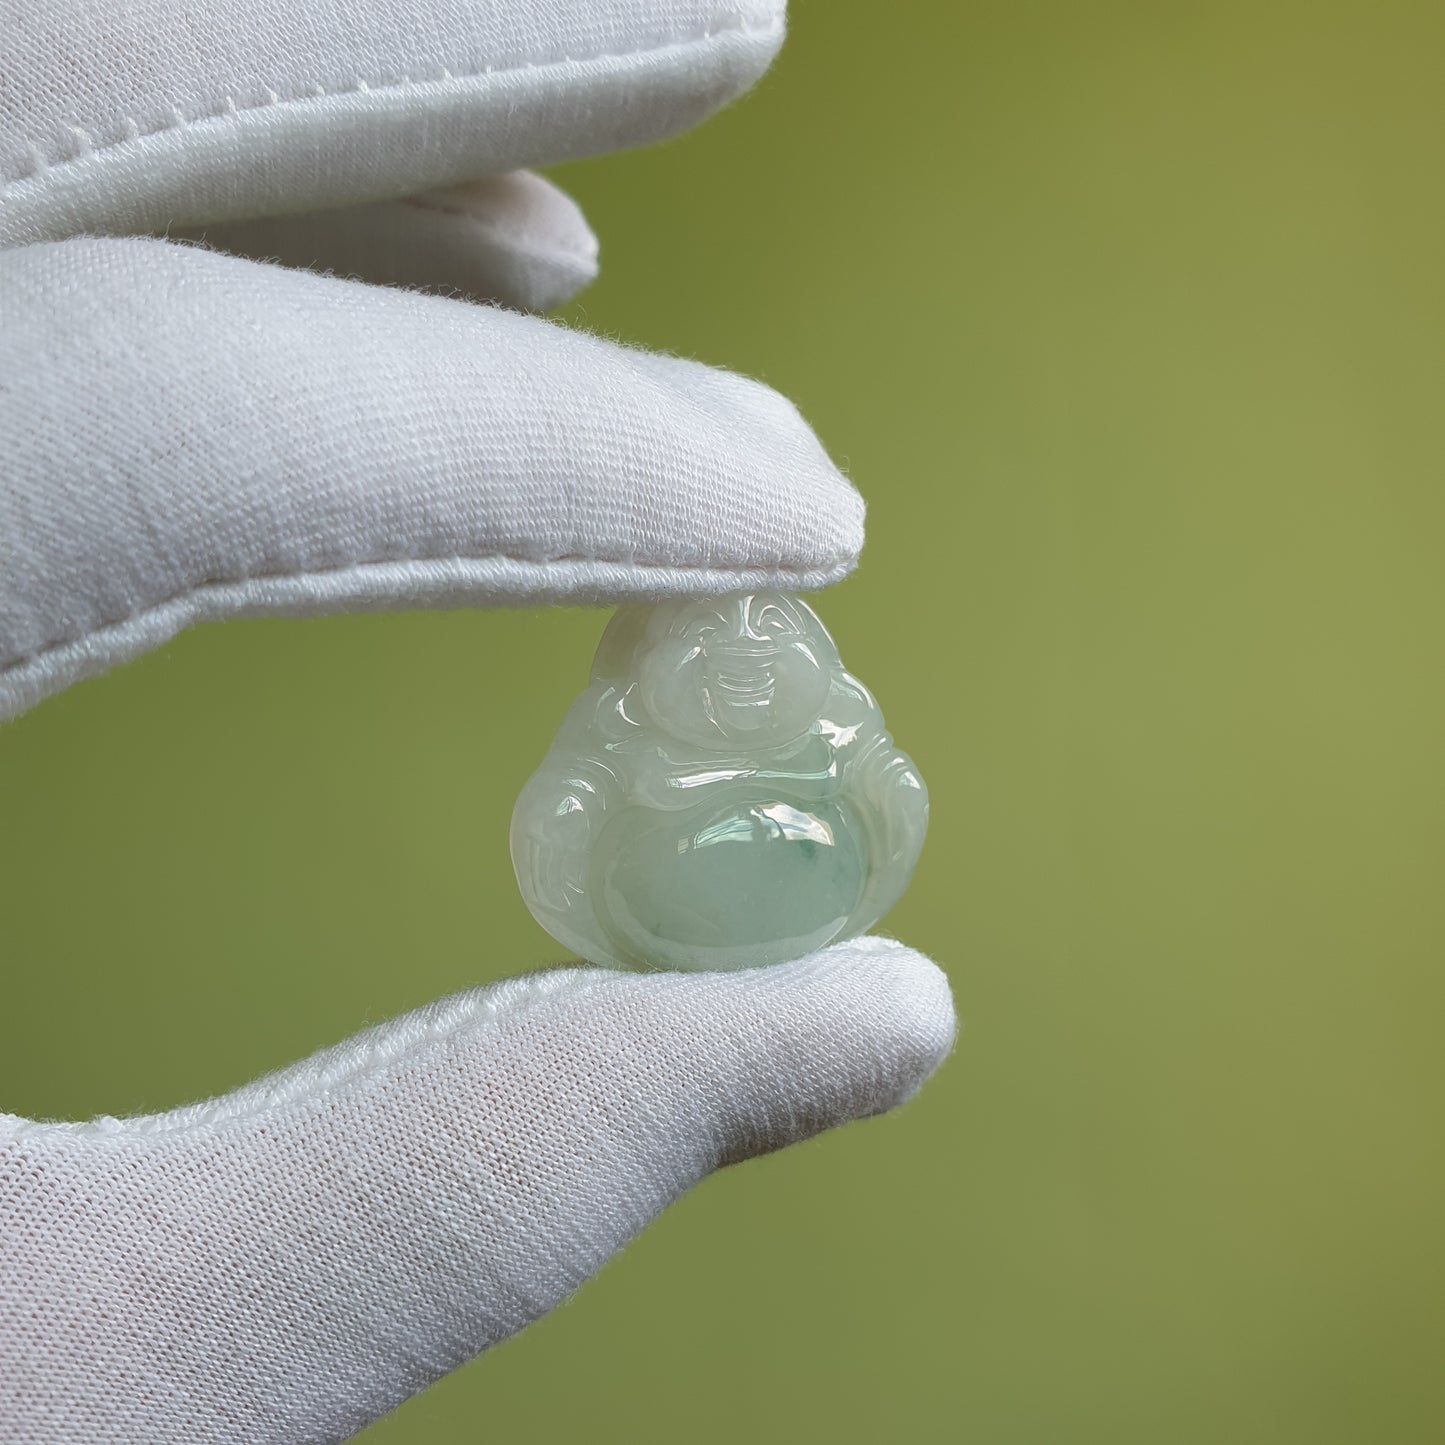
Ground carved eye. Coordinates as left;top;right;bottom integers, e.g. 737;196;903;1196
673;606;722;641
754;602;795;636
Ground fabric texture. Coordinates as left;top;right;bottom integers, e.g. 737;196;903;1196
169;171;602;310
1;4;955;1442
2;942;956;1443
0;1;784;247
0;235;862;721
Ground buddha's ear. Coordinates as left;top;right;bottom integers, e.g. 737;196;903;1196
786;592;844;665
590;604;651;684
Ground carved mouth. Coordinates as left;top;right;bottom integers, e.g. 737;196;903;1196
702;660;778;731
716;668;774;695
713;665;775;707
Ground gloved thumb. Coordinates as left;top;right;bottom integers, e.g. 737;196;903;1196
2;938;954;1445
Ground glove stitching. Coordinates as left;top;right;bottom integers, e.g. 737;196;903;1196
0;14;785;190
0;548;852;682
9;968;630;1141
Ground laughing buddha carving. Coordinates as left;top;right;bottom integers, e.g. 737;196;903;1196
511;591;928;972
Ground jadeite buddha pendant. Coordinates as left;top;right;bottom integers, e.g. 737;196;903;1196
511;591;927;972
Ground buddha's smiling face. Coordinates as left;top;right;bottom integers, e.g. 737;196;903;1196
636;592;837;750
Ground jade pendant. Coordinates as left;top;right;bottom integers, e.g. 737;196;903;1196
511;591;927;972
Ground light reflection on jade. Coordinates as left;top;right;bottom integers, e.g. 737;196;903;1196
510;591;927;972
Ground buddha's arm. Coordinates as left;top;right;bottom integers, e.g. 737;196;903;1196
510;695;632;963
847;732;930;934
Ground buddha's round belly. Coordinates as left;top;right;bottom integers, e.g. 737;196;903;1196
591;795;865;972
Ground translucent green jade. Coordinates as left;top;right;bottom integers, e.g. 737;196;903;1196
510;592;928;972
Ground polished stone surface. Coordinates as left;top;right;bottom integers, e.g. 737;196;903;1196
511;592;928;971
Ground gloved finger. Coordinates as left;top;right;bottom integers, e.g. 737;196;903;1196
0;235;863;723
0;0;785;249
1;939;954;1444
170;171;600;312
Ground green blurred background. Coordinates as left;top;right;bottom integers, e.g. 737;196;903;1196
4;0;1444;1439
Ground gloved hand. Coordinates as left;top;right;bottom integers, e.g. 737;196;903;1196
0;4;957;1442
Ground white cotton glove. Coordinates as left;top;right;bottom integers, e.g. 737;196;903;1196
0;4;958;1443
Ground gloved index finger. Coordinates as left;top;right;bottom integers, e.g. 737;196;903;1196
0;235;861;723
0;0;786;249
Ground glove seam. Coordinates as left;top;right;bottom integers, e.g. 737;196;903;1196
9;968;630;1140
1;11;785;191
0;548;853;682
